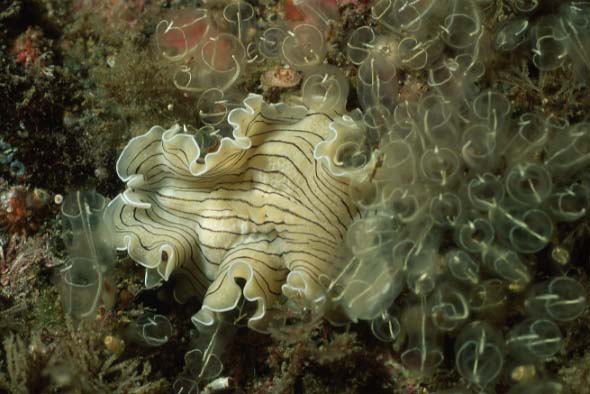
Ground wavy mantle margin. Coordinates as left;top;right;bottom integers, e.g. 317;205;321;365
105;93;366;332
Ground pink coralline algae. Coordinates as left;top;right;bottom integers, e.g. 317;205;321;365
13;27;43;68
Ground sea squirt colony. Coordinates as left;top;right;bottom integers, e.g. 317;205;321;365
57;0;590;393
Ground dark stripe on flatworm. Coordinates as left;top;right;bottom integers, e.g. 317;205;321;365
151;188;338;241
176;265;205;296
150;200;338;248
252;110;335;132
142;200;216;267
125;139;160;174
114;205;210;289
161;135;192;167
220;255;288;273
241;125;358;223
132;140;194;177
207;259;282;298
247;137;347;213
241;152;348;236
132;206;210;274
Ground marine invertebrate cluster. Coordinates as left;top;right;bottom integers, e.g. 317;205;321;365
154;0;341;130
59;190;115;319
99;0;590;392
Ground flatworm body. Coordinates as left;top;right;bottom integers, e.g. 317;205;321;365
106;94;373;330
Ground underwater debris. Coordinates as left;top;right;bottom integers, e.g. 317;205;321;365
260;65;302;88
0;235;53;296
173;316;235;394
103;335;125;355
0;185;51;236
0;332;50;394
